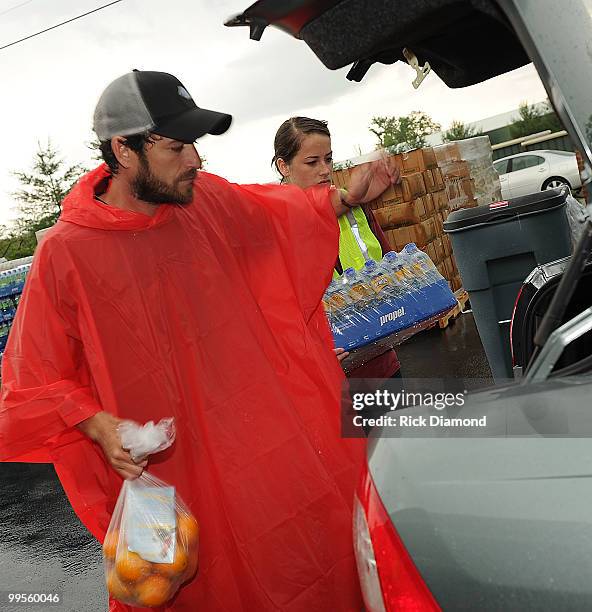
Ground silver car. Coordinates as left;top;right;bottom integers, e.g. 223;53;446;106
494;151;582;199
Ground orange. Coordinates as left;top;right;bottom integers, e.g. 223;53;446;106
155;546;188;577
135;574;172;608
115;549;152;583
102;530;119;560
106;568;132;601
177;513;199;548
183;548;199;582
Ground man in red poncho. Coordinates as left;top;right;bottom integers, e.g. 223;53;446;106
0;71;397;611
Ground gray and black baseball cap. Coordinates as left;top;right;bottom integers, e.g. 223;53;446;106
93;70;232;144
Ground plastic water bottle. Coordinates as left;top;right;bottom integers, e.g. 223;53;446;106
382;252;421;291
0;322;8;350
382;251;427;320
341;267;377;320
322;279;351;327
402;243;444;284
398;247;433;287
5;269;17;294
362;259;402;304
0;298;12;321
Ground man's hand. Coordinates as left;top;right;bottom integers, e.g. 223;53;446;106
76;411;147;480
345;155;401;205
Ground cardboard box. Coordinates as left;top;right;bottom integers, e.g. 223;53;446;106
423;193;436;215
385;217;437;250
332;168;350;189
422;147;438;170
423;170;435;193
420;216;438;246
434;142;461;164
432;237;445;263
423;168;445;193
368;183;405;210
451;275;463;291
439;160;471;179
461;177;475;199
431;167;445;191
401;173;426;201
385;226;414;251
424;168;445;193
442;233;453;256
400;148;438;174
374;198;429;229
432;190;449;211
442;256;456;281
423;240;439;265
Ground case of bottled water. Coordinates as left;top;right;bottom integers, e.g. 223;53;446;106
0;262;32;355
323;245;456;360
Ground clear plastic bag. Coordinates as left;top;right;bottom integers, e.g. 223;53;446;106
565;193;590;249
103;419;199;608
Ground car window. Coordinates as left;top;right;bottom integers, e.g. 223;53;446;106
493;160;509;174
510;155;545;172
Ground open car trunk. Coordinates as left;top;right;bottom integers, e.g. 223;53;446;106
225;0;530;85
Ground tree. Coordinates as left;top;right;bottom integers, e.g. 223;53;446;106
370;111;441;151
442;120;483;142
12;140;86;236
509;100;562;139
2;141;87;258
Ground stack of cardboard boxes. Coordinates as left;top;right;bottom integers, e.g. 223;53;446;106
332;137;502;293
435;136;503;210
333;149;457;290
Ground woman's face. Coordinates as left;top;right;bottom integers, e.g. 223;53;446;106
279;133;333;189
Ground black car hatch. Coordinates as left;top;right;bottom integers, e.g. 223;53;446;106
225;0;529;87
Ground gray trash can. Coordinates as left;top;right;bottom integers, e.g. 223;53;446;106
444;187;572;380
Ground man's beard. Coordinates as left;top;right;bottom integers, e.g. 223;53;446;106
132;157;196;205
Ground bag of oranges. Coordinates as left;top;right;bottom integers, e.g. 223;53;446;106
102;419;199;608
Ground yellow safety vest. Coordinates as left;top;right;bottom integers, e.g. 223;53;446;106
333;207;383;279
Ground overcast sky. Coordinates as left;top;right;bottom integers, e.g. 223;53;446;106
0;0;548;226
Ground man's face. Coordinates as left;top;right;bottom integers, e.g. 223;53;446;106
132;135;202;205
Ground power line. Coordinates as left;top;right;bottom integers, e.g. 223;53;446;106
0;0;124;52
0;0;35;19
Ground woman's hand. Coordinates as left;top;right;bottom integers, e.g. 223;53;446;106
345;155;401;205
334;347;350;365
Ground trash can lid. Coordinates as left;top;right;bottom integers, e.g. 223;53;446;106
444;186;568;232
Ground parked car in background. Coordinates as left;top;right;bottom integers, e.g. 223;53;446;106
493;150;581;198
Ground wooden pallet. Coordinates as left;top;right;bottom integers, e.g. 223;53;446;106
438;288;469;328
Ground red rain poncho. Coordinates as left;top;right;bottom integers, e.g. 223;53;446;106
0;166;365;611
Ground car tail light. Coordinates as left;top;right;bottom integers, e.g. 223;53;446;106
509;284;525;366
354;463;440;612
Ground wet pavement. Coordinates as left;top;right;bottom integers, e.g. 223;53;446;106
396;310;494;384
0;311;491;612
0;462;105;611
